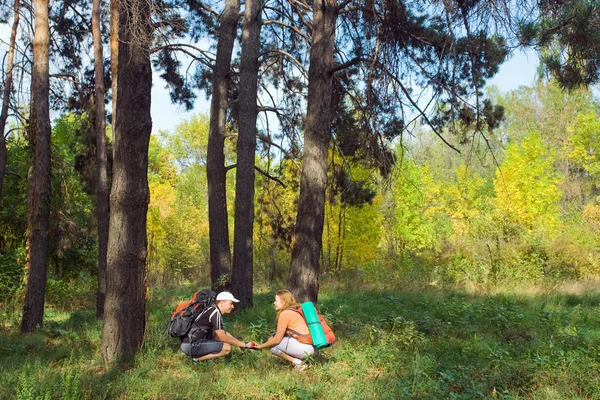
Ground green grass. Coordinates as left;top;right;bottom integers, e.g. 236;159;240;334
3;285;600;399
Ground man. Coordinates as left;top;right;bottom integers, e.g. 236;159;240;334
181;291;255;361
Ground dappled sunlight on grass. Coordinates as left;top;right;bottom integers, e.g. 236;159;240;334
3;284;600;398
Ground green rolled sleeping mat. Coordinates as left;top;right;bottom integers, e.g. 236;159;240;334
301;301;328;349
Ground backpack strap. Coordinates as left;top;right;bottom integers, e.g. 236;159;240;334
284;307;312;344
187;303;214;364
286;327;311;344
193;303;212;323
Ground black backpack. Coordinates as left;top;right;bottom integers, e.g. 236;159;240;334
167;288;216;339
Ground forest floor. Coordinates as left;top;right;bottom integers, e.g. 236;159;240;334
2;282;600;399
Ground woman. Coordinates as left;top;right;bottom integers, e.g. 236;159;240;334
255;289;315;371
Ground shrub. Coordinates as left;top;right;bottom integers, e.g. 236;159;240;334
45;274;96;311
0;247;25;303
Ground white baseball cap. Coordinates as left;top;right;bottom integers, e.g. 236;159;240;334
216;291;240;302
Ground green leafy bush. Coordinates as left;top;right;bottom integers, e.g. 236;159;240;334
0;248;25;302
45;274;96;311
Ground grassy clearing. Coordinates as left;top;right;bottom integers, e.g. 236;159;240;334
3;284;600;399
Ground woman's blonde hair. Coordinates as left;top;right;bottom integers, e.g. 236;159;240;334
276;289;299;317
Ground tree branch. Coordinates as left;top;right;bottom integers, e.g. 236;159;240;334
150;44;215;69
263;19;311;44
288;0;312;30
259;49;308;79
50;73;83;85
290;0;311;12
329;55;366;75
257;132;301;172
3;127;20;139
191;2;220;20
5;170;23;179
255;165;286;188
377;62;461;154
337;0;355;13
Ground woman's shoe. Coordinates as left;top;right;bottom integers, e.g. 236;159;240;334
294;362;307;371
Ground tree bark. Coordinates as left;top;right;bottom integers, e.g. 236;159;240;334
21;0;51;333
287;0;337;303
93;0;109;319
207;0;240;292
110;0;119;124
0;0;20;207
101;0;152;363
231;0;264;310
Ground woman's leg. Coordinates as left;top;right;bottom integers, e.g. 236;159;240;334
277;351;298;365
270;336;314;366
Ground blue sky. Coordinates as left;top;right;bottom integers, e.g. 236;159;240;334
487;49;539;94
150;49;540;135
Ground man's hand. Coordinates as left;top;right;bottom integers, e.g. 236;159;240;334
244;341;257;349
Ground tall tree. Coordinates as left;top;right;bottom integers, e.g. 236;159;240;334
287;0;337;303
110;0;119;121
92;0;109;318
21;0;51;332
287;0;511;302
231;0;264;310
206;0;240;292
101;0;153;362
0;0;20;204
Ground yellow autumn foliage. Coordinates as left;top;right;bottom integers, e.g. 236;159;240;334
568;110;600;178
493;132;563;234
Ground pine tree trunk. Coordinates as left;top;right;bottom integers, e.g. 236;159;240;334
231;0;264;310
207;0;240;292
101;0;152;363
110;0;119;124
288;0;337;303
93;0;109;319
0;0;20;208
21;0;51;333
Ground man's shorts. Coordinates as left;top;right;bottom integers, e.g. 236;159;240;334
181;339;224;358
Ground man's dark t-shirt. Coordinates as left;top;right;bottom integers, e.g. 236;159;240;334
187;304;223;342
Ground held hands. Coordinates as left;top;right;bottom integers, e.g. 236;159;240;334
244;341;258;350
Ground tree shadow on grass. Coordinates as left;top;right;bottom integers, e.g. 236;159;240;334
0;310;99;364
3;287;600;399
325;288;600;398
